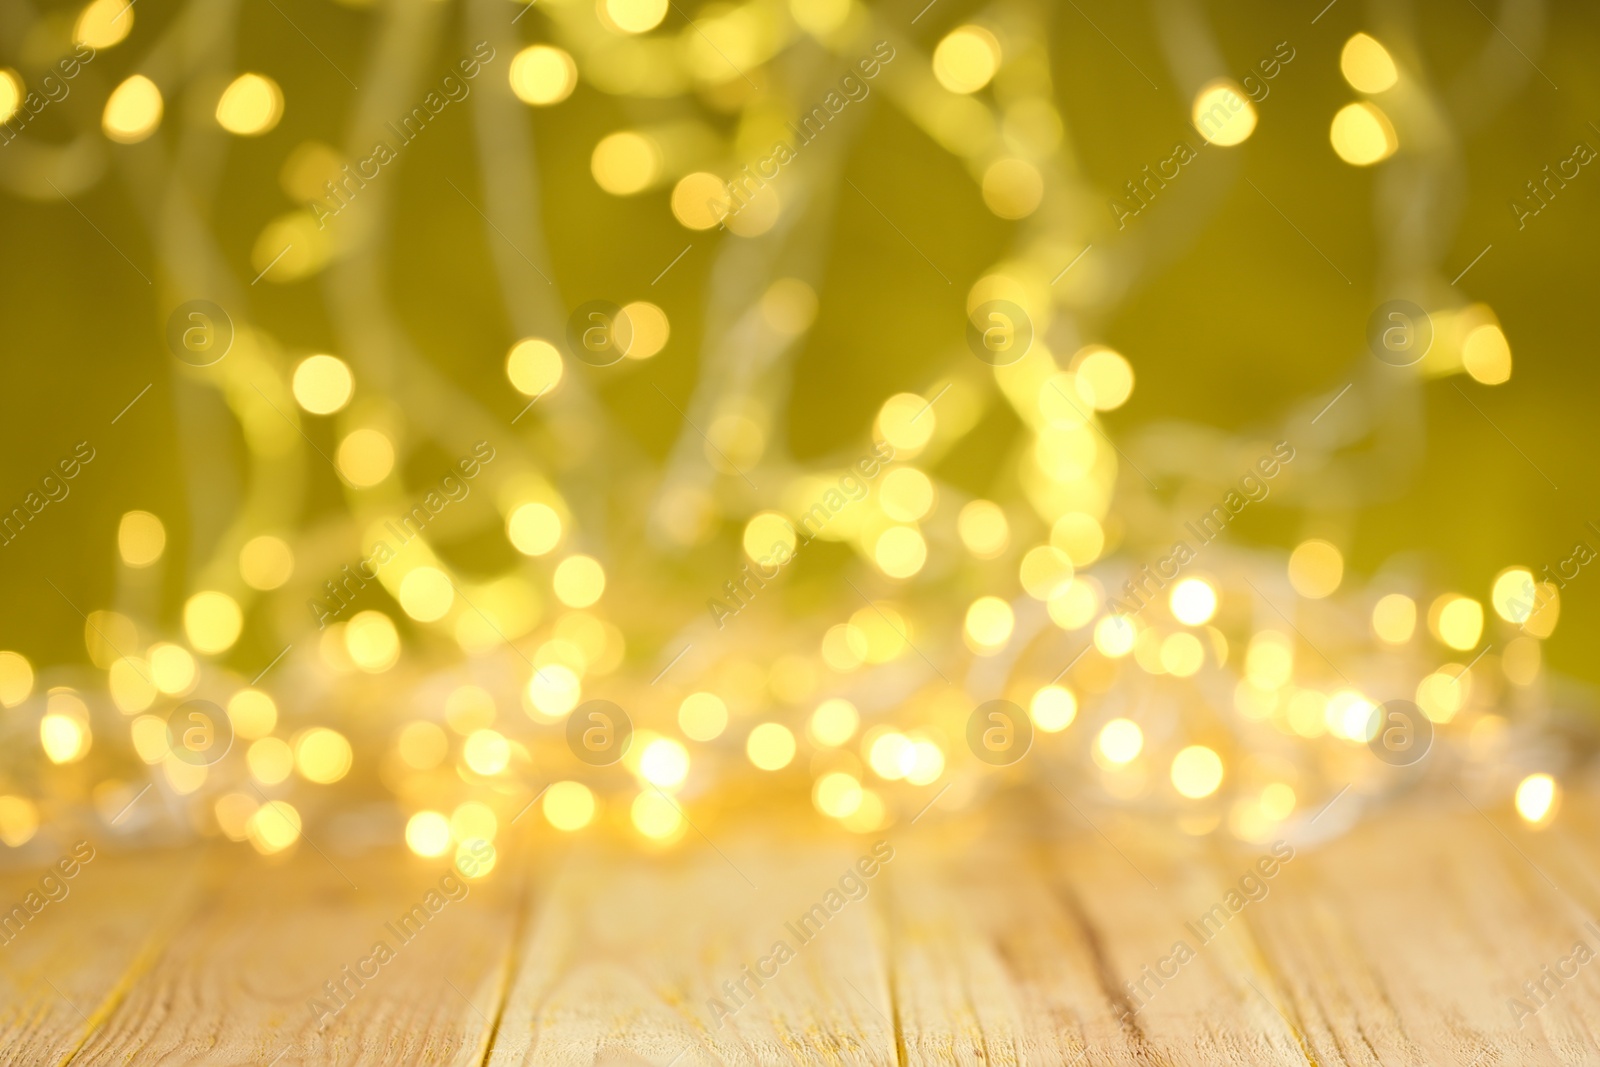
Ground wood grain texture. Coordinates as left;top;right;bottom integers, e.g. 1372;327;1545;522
885;816;1315;1066
9;791;1600;1065
0;844;201;1067
487;834;899;1066
63;845;521;1066
1245;797;1600;1067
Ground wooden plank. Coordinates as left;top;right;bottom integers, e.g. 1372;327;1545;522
1280;796;1600;1062
1241;796;1600;1066
884;827;1097;1066
66;842;522;1066
886;814;1311;1066
1068;823;1317;1067
0;843;203;1067
9;793;1600;1065
488;833;899;1066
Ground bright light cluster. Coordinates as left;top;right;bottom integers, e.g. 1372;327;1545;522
0;5;1568;881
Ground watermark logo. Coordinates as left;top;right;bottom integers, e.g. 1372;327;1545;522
706;840;894;1029
1508;919;1600;1029
565;301;634;367
307;442;497;628
1366;299;1431;367
966;699;1032;766
165;300;233;367
1365;698;1432;766
307;843;490;1030
708;441;894;630
0;839;96;947
1119;841;1294;1021
716;42;897;227
566;699;632;766
965;300;1032;366
1107;442;1296;617
164;698;234;766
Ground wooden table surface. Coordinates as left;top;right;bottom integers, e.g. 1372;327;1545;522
2;791;1597;1066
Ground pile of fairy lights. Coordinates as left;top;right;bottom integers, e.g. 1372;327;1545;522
0;0;1575;876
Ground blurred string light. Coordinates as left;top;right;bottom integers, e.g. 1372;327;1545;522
75;0;134;50
510;45;578;105
240;535;294;590
1340;33;1399;93
292;355;354;414
118;510;166;567
1191;81;1257;146
1515;773;1558;826
102;75;161;143
932;26;1001;94
544;781;596;831
0;72;21;125
0;4;1575;874
215;74;284;136
1330;102;1398;166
